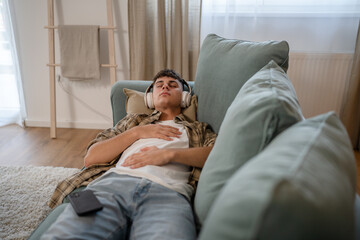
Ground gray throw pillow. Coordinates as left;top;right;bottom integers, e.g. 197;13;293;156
199;112;356;240
194;60;303;225
194;34;290;133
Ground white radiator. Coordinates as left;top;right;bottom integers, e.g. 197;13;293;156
287;53;353;118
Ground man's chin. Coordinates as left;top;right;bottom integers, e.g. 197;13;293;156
154;102;181;111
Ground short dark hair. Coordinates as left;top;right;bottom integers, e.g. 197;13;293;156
152;69;185;89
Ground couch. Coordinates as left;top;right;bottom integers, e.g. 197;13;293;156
30;34;360;240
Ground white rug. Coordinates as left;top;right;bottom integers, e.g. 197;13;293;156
0;165;79;240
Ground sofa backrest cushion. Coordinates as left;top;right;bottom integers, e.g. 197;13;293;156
194;60;304;225
194;34;290;133
198;112;356;240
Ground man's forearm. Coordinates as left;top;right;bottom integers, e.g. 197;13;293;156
84;128;138;167
121;146;214;169
170;146;213;168
84;124;183;168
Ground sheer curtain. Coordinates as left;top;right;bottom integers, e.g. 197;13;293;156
201;0;360;148
0;0;26;127
128;0;202;81
201;0;359;53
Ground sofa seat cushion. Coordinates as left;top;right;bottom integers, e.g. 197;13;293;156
199;112;356;240
194;34;290;133
28;204;69;240
194;60;303;225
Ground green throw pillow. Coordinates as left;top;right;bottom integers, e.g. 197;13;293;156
199;112;356;240
194;60;303;225
194;34;290;133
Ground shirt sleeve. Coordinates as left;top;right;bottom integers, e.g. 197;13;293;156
49;115;142;209
86;113;139;152
201;123;217;147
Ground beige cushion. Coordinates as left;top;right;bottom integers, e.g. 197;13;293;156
123;88;198;122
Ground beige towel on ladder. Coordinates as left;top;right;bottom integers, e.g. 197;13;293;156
58;25;100;80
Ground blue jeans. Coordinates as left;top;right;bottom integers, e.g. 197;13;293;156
41;173;196;240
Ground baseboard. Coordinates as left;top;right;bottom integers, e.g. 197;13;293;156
25;119;111;129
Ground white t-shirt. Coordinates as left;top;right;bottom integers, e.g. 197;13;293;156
105;120;194;200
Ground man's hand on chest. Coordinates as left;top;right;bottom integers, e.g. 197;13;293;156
121;146;175;169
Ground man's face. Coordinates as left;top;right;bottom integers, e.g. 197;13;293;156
152;76;183;110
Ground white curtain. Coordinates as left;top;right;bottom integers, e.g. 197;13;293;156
201;0;360;147
201;0;360;52
128;0;202;81
0;0;26;127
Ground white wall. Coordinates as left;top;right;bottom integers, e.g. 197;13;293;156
12;1;359;129
12;0;129;129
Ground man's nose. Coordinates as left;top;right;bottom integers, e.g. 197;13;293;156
162;83;169;89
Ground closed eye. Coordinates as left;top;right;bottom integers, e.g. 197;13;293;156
155;81;179;88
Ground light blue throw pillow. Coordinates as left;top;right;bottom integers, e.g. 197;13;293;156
195;60;303;225
199;112;356;240
194;34;290;133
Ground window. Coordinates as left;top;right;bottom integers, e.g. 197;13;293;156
0;0;25;127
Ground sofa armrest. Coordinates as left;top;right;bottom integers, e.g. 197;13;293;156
111;80;151;126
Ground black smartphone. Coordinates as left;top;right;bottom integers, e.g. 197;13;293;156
68;190;103;216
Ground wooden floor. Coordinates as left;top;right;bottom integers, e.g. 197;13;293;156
0;125;100;169
0;125;360;194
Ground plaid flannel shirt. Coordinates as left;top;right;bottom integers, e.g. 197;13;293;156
48;110;217;208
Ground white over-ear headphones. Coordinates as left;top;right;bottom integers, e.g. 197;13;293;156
144;79;192;109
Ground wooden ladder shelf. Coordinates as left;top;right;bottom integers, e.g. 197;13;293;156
46;0;117;138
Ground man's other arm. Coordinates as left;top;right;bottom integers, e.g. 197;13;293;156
169;146;213;168
84;124;181;167
121;146;213;169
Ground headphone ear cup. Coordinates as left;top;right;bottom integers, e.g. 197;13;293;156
181;91;191;108
144;92;154;109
